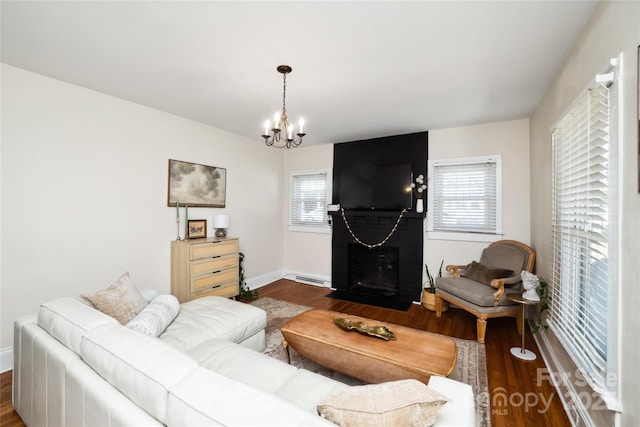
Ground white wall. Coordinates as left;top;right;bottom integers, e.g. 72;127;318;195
0;65;285;353
425;119;531;275
282;144;333;282
529;1;640;425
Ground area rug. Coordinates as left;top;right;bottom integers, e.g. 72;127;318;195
251;297;490;427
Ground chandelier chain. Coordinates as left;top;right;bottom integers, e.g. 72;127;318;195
281;72;287;118
340;208;408;249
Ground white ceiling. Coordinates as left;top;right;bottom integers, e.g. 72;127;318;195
1;1;598;145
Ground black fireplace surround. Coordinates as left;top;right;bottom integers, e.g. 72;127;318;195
330;132;428;310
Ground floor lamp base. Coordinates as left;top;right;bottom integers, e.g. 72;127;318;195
510;347;537;361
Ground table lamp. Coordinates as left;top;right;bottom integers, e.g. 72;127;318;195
213;214;229;237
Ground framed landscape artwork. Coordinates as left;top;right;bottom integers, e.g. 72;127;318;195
167;159;227;207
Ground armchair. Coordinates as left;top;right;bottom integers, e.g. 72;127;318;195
435;240;536;343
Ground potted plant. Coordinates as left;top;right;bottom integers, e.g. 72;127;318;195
422;260;448;312
531;277;550;333
521;271;550;333
237;252;259;302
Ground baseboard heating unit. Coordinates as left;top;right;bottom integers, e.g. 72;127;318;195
285;273;330;287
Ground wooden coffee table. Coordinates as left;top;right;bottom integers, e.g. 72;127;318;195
280;309;457;384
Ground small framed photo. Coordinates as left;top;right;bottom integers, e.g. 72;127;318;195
187;219;207;239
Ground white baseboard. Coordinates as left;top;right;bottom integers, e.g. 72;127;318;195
245;269;285;290
1;347;13;373
532;326;607;426
245;269;332;289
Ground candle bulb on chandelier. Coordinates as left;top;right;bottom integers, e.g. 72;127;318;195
273;112;280;130
288;125;293;140
264;120;270;136
299;117;305;134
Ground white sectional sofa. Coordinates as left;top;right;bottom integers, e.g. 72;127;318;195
13;295;476;426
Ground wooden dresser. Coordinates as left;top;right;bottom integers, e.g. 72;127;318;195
170;237;240;303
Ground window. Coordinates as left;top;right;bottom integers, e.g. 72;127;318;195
289;169;331;233
427;155;502;242
549;62;619;408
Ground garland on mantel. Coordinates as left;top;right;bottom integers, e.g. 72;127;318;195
340;208;408;249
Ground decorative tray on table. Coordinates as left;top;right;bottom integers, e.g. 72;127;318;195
333;317;397;341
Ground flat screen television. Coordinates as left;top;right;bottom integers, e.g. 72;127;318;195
338;163;413;210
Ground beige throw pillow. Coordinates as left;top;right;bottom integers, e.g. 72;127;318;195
82;272;148;324
317;379;449;427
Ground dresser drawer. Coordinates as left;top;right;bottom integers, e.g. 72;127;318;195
190;254;238;277
191;280;239;299
191;267;239;293
190;240;238;260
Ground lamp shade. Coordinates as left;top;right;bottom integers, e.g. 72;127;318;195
213;214;229;229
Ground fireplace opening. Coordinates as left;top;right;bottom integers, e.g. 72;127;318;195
348;244;400;297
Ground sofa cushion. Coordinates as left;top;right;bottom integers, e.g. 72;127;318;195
127;294;180;337
166;367;335;426
82;272;149;324
275;369;350;413
317;379;449;427
38;297;118;354
188;338;348;412
463;261;513;286
188;338;298;392
80;323;198;424
160;296;266;352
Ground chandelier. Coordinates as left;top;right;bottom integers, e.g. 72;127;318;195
262;65;306;148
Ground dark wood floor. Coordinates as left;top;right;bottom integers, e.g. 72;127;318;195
258;280;570;427
1;369;22;427
1;279;570;427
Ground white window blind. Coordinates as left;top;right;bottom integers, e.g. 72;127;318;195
428;156;502;240
289;170;329;232
550;76;617;401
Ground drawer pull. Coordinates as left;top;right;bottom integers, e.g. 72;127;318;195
212;270;222;274
211;255;221;259
211;284;222;289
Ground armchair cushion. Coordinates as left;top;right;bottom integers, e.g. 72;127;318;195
436;277;519;307
462;261;513;286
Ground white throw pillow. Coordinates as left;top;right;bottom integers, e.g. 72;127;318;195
127;294;180;337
